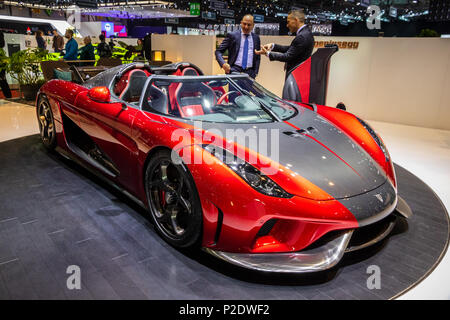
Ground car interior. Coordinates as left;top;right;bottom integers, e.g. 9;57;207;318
111;64;288;123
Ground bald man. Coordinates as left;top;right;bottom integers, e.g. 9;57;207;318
215;14;261;79
256;10;314;77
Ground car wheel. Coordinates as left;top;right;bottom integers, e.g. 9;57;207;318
37;96;57;150
144;150;203;248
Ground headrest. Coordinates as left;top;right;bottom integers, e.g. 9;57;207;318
182;67;199;76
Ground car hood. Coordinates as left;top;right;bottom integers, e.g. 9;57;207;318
189;107;386;200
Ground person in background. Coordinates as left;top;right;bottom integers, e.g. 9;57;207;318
255;10;314;78
143;33;152;61
96;34;112;58
62;29;78;63
135;38;145;60
52;29;64;53
108;36;115;52
35;30;46;50
78;36;95;66
215;14;261;79
0;31;12;99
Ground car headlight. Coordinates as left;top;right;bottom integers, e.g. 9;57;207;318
356;117;390;162
202;144;292;198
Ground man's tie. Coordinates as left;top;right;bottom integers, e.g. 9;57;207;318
242;34;249;70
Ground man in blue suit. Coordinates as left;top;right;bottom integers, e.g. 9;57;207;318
215;14;261;79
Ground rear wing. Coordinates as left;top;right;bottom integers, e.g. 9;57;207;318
282;44;338;105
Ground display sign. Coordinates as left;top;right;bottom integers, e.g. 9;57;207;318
75;0;98;9
114;25;127;37
220;9;234;18
316;13;327;21
254;14;264;23
190;3;200;16
202;11;217;20
311;24;332;36
360;0;370;7
224;18;235;24
210;0;227;10
389;7;397;18
165;17;179;24
315;40;359;50
101;22;114;38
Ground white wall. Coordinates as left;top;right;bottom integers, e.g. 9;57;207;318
151;34;216;76
250;36;450;131
79;22;102;39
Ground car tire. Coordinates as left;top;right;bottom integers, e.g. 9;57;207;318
144;149;203;248
36;95;57;150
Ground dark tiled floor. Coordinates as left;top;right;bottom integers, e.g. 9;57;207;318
0;135;448;300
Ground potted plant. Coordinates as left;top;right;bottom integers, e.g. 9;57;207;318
4;48;48;100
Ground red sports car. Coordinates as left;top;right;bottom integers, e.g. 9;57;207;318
36;62;412;273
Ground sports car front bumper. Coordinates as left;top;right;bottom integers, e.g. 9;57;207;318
204;196;412;273
204;230;354;273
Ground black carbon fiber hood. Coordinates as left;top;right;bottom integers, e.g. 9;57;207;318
197;107;386;200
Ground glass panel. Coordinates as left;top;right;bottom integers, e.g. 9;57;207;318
142;76;297;123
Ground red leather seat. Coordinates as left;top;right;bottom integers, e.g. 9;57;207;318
168;68;216;117
119;69;149;103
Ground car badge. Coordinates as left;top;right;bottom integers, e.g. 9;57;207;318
375;194;383;203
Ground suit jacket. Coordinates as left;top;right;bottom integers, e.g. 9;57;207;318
269;26;314;75
215;31;261;76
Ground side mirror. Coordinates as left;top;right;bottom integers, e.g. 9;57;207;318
88;86;111;103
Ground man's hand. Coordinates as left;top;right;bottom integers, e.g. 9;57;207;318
222;63;231;74
263;43;273;51
254;46;268;56
255;43;273;56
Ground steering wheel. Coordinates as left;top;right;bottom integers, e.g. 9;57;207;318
217;91;241;105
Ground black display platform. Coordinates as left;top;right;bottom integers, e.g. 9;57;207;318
0;135;448;300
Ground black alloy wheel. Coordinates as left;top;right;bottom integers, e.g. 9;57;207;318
145;150;202;248
37;96;56;150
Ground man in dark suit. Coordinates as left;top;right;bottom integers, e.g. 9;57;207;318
256;10;314;77
215;14;261;79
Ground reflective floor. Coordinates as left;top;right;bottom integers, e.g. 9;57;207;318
0;100;448;299
0;101;39;143
368;120;450;300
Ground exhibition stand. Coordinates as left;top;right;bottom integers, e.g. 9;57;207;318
0;135;447;299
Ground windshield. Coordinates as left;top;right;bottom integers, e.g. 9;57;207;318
141;75;297;123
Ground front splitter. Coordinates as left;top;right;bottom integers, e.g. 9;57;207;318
203;230;354;273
